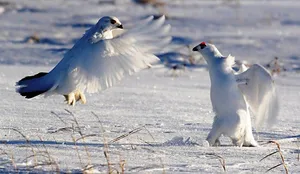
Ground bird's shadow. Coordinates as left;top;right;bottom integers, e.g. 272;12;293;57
17;7;47;13
12;37;67;46
255;131;294;140
1;139;104;147
0;139;199;147
55;23;95;29
46;48;70;55
171;36;194;45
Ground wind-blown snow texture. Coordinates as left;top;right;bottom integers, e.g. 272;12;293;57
0;0;299;173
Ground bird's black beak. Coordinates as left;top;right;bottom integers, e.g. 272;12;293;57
117;24;123;29
192;46;198;51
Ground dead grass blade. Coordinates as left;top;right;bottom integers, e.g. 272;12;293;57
71;135;84;168
82;164;95;174
37;135;60;173
75;134;100;142
260;150;279;162
21;152;58;170
22;152;52;163
91;111;112;173
159;157;165;174
119;158;125;174
261;140;288;174
297;138;300;162
0;127;38;167
0;147;17;171
266;163;283;173
206;153;226;172
51;111;67;125
65;109;91;166
30;161;59;169
47;127;74;134
142;126;155;142
65;109;83;136
0;127;29;143
109;127;144;143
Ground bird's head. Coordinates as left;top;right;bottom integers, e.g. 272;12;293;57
193;42;223;60
89;16;123;41
193;42;235;67
96;16;123;31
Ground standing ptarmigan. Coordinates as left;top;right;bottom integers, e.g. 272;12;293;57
193;42;278;147
16;16;171;106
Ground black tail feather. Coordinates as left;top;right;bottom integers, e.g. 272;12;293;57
16;72;51;99
17;72;48;85
19;90;48;99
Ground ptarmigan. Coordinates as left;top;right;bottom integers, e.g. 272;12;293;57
193;42;278;147
16;16;171;106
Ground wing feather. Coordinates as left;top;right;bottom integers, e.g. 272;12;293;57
57;16;170;94
236;64;279;127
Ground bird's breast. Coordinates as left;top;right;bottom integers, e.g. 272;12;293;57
210;72;247;114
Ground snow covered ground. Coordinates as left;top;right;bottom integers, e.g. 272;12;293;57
0;0;299;173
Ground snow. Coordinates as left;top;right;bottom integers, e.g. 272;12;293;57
0;0;299;173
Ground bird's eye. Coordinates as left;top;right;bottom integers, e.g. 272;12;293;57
110;19;116;24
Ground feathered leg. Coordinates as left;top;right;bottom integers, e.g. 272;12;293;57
231;137;244;147
64;90;86;106
229;110;247;147
243;114;259;147
74;90;87;104
206;116;223;146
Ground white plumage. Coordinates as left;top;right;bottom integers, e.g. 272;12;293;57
16;16;171;105
236;64;279;127
193;42;278;147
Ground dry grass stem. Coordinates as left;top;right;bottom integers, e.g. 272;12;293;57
260;150;279;162
65;109;92;166
206;153;226;172
297;138;300;162
37;136;60;173
260;141;288;174
1;128;38;167
47;127;75;134
159;158;165;174
91;112;112;173
72;135;84;169
118;154;125;174
109;127;144;143
51;111;68;125
266;163;284;173
0;147;17;171
143;126;155;142
75;134;100;142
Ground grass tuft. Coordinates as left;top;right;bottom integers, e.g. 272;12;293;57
261;140;288;174
206;153;226;172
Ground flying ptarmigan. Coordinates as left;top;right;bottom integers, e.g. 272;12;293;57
193;42;278;147
16;16;171;106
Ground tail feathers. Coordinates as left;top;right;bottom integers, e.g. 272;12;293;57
17;72;48;85
18;90;48;99
16;72;54;99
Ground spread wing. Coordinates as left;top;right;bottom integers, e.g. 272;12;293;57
53;16;171;93
235;64;279;127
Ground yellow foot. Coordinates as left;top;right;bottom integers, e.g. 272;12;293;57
64;90;87;106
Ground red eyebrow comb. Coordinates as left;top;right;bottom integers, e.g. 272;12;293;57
199;42;206;49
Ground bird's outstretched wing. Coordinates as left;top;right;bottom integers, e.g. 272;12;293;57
57;16;171;93
235;64;279;127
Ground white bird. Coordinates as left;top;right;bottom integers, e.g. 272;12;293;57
16;16;171;106
193;42;278;147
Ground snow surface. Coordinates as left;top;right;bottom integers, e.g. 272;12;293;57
0;0;299;173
